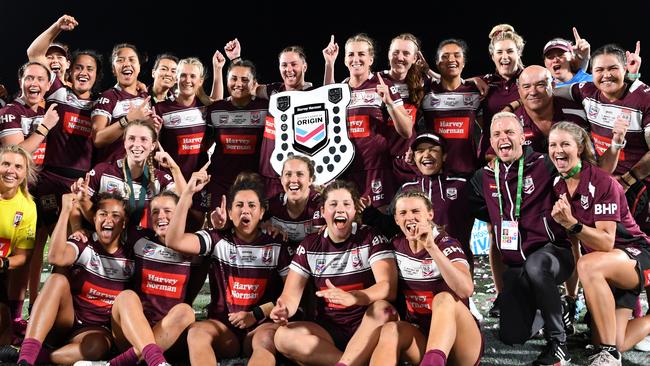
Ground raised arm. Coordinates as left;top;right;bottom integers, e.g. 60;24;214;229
570;27;591;73
48;193;83;267
27;14;78;64
377;73;412;139
165;167;211;255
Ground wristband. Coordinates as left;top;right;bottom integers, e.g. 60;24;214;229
621;171;637;187
35;124;49;137
611;139;627;150
252;306;265;321
231;56;242;63
566;222;583;236
118;116;129;128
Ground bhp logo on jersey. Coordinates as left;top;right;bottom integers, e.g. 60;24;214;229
0;114;16;124
227;277;267;306
595;203;617;215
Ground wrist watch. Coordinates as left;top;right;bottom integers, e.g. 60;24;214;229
567;222;583;236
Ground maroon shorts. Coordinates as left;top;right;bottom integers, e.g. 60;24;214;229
32;170;78;226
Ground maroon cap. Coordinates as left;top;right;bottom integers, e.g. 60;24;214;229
411;132;446;151
543;38;572;55
47;43;69;59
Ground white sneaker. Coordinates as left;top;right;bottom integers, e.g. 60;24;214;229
634;335;650;351
73;361;109;366
469;296;484;322
587;350;622;366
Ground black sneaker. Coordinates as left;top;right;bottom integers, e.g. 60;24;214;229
0;344;20;363
533;340;571;366
562;296;577;336
489;297;500;317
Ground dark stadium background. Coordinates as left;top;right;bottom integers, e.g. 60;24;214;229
2;3;649;98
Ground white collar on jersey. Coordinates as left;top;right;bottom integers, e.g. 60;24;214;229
323;221;358;238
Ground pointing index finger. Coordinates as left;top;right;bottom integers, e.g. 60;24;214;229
377;73;386;86
635;41;641;56
329;35;335;45
572;27;581;42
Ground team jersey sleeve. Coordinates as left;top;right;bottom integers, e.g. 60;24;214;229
593;177;623;223
194;228;220;257
66;236;88;261
438;235;469;268
386;79;404;108
368;231;394;264
157;170;175;192
289;235;314;278
277;242;292;278
91;90;117;120
0;107;23;139
13;198;36;251
86;164;103;197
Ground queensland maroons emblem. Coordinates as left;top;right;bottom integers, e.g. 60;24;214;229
269;84;354;185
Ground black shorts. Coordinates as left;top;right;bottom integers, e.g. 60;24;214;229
613;244;650;309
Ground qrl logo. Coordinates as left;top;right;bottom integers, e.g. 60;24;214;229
595;203;617;215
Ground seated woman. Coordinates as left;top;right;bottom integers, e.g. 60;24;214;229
369;190;482;366
75;191;195;366
270;180;398;366
17;192;133;366
165;171;290;366
548;122;650;365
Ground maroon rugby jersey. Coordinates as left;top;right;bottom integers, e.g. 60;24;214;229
0;98;45;164
268;189;324;251
155;98;208;180
193;229;290;325
204;97;268;198
514;97;588;154
66;233;134;326
401;174;473;251
91;85;149;164
421;79;482;175
290;225;394;330
345;72;403;172
469;148;570;265
569;80;650;177
392;231;469;332
87;159;175;229
44;78;95;173
130;228;193;324
380;71;418;183
553;163;650;252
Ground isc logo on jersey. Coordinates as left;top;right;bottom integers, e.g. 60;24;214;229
595;203;617;215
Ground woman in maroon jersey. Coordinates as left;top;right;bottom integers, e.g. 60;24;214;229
149;54;178;105
369;190;481;366
270;180;398;366
16;192;133;366
87;191;195;366
166;171;290;366
91;43;155;164
549;122;650;364
340;34;413;211
78;120;186;229
264;155;323;250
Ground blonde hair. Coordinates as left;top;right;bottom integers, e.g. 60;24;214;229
390;33;426;106
177;57;206;80
488;24;525;71
345;33;376;58
491;111;523;133
0;145;38;199
550;122;597;165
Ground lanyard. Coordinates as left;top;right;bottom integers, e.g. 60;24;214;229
494;157;524;220
124;162;149;224
561;161;582;180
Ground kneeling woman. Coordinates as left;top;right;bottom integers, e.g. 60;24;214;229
370;190;482;366
17;192;133;366
549;122;650;364
166;171;291;366
270;180;398;366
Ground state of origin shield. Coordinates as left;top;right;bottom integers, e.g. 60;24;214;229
269;84;354;185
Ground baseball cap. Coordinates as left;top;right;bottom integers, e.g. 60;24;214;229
47;42;70;59
411;132;446;151
543;38;572;55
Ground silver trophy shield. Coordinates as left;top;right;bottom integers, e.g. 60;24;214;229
269;83;354;185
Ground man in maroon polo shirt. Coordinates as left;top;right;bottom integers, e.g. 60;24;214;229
468;112;574;365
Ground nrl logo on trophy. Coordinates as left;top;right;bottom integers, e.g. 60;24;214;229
269;84;354;185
